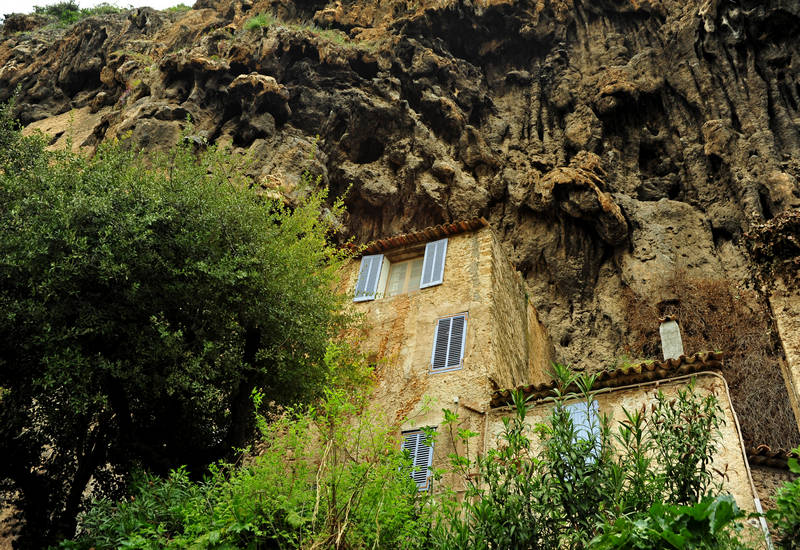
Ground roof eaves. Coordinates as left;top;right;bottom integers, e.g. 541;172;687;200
489;352;726;408
361;218;489;255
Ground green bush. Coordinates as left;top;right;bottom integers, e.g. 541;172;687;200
66;384;431;549
244;13;275;31
767;448;800;549
429;365;735;549
164;3;191;13
33;1;124;26
590;495;748;549
0;101;352;545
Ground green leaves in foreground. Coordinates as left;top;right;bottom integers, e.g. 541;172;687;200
767;447;800;549
590;495;747;550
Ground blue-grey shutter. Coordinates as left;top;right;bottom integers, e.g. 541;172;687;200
565;400;600;461
353;254;383;302
447;315;466;369
431;314;467;371
420;238;448;288
431;318;451;370
402;430;434;490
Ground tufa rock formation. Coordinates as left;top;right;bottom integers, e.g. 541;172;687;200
1;0;800;448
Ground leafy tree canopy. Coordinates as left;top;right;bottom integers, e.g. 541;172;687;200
0;103;352;546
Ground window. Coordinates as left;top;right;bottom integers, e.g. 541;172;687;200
431;313;467;371
565;400;601;463
353;238;448;302
401;429;434;490
385;257;424;297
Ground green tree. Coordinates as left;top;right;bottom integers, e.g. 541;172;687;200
0;103;351;546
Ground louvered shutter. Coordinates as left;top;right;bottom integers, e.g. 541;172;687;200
402;430;434;490
353;254;384;302
431;314;467;371
565;400;600;462
420;238;448;288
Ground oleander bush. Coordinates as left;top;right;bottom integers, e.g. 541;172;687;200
429;365;741;549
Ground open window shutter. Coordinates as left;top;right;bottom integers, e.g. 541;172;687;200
353;254;384;302
431;314;467;371
402;431;434;490
420;238;448;288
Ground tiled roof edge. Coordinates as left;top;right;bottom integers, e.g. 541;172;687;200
747;444;800;471
361;218;489;255
489;352;726;408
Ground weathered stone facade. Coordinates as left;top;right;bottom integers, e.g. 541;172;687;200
341;221;552;489
344;221;761;513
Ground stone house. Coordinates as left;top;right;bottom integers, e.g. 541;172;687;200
342;218;763;512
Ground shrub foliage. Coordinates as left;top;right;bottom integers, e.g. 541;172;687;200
67;367;751;549
32;1;125;26
767;449;800;549
66;384;429;549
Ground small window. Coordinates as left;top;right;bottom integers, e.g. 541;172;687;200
386;257;424;297
401;429;434;491
353;236;448;302
565;400;601;462
431;314;467;372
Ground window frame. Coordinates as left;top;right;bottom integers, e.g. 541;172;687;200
384;256;424;298
564;399;601;464
430;312;468;373
352;237;448;302
401;428;435;491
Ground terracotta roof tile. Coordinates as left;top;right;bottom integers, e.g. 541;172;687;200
489;351;725;408
747;445;799;470
361;218;489;255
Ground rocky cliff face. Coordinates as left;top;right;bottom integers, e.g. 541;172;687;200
2;0;799;447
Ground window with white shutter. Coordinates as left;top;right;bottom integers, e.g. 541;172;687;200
420;238;448;288
431;313;467;372
353;254;385;302
565;400;601;463
401;429;434;491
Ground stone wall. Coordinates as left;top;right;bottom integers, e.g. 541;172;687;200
341;226;551;428
488;230;554;388
486;373;759;511
342;227;495;429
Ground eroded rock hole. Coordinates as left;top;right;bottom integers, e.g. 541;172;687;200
348;58;378;79
353;137;385;164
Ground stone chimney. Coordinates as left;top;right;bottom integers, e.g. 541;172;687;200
659;316;684;360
